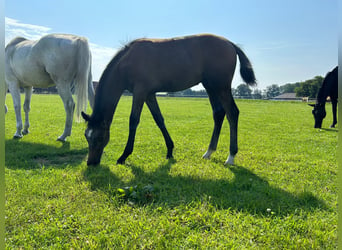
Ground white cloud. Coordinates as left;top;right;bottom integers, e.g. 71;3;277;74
5;17;117;81
5;17;51;44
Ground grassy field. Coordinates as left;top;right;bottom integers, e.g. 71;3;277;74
5;94;337;249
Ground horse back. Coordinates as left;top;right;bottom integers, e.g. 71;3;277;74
117;34;237;92
6;34;89;87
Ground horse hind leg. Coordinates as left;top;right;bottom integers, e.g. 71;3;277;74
8;82;23;138
57;84;75;141
203;92;225;160
4;84;8;114
217;90;239;165
330;99;337;128
22;87;33;135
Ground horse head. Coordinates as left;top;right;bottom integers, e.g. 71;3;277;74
82;112;110;166
308;103;326;128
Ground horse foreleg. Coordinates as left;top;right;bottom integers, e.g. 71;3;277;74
330;99;337;128
146;94;174;159
22;87;32;135
57;86;75;141
203;92;225;159
117;95;144;164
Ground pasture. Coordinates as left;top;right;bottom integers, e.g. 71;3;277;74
5;94;337;249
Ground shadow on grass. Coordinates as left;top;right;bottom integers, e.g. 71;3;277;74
5;139;87;169
83;159;329;217
320;128;338;132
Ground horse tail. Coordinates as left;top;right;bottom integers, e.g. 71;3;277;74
74;37;91;122
232;43;257;86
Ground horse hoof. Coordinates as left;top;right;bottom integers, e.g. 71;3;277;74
22;130;29;135
225;155;235;165
57;137;66;142
117;160;125;165
117;158;125;165
203;149;214;159
13;134;23;139
166;154;173;159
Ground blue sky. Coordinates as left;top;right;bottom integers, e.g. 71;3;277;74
5;0;338;90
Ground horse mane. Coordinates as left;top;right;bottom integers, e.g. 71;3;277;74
91;41;137;124
98;41;137;83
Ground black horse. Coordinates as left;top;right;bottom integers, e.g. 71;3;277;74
309;66;338;128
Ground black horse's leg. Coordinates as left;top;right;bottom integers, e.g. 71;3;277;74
218;90;239;165
117;95;145;164
146;94;174;159
331;98;337;128
202;91;225;159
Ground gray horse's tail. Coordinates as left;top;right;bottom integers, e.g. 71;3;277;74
232;43;257;86
74;37;91;121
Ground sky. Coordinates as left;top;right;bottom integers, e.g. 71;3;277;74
5;0;338;91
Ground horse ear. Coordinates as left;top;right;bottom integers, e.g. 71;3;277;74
81;111;90;122
308;104;315;107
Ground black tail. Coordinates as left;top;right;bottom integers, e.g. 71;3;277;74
232;43;257;86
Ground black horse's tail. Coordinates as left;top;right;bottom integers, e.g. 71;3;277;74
232;43;257;86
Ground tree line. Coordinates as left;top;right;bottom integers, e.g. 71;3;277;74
231;75;324;99
166;75;324;99
31;75;324;99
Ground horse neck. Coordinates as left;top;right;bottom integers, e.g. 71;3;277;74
92;76;124;124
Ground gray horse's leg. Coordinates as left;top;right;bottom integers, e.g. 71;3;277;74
4;83;8;114
56;84;75;141
8;82;23;138
22;87;32;135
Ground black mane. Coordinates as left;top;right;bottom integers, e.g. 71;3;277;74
90;41;137;125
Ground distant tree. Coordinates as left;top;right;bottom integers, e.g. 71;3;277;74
236;84;252;97
265;84;280;98
294;76;323;98
252;88;263;99
182;88;193;96
279;82;301;93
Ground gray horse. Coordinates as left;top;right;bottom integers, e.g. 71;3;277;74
5;34;95;141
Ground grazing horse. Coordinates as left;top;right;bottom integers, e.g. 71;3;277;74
82;34;256;166
5;34;95;141
309;66;338;128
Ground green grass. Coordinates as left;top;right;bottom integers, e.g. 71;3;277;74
5;94;337;249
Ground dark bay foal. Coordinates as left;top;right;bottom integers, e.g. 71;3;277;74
82;34;256;165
